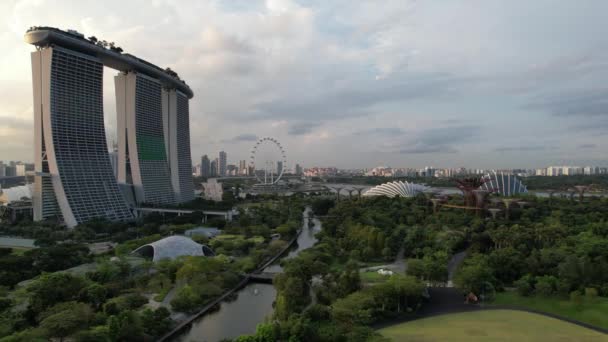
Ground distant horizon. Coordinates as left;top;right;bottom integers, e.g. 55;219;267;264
1;1;607;169
2;157;608;172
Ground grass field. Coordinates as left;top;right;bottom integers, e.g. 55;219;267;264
9;247;32;256
360;271;393;283
377;310;607;341
493;291;608;330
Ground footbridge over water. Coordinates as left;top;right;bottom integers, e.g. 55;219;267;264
248;272;277;284
133;207;238;222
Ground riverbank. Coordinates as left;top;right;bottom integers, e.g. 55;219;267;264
160;208;319;342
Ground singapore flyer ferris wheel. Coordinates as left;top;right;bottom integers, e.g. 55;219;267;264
249;137;287;185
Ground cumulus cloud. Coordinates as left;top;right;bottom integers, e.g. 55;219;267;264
288;122;320;135
353;127;405;136
494;145;557;152
578;143;597;149
1;0;608;168
220;134;258;143
396;125;479;154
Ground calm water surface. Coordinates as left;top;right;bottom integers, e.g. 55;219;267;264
177;208;321;342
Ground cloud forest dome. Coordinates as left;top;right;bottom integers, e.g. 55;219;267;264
480;171;528;196
132;236;214;262
363;181;431;198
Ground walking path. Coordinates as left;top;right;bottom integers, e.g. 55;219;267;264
359;246;407;274
446;250;466;287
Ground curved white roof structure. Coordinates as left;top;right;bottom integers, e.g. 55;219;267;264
0;184;33;204
363;181;431;198
132;236;214;262
480;171;528;196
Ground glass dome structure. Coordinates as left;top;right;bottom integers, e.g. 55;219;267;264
363;181;430;198
480;171;528;196
132;235;215;262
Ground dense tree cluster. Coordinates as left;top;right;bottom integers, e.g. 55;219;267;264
0;195;307;341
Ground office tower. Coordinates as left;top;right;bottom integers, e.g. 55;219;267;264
295;163;303;175
210;159;218;177
30;47;133;227
277;161;283;175
4;166;16;177
15;164;26;176
219;151;227;176
201;155;211;177
0;162;5;177
239;160;247;175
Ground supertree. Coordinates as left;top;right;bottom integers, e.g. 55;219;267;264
453;176;491;207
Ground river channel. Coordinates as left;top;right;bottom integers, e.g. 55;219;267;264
176;207;321;342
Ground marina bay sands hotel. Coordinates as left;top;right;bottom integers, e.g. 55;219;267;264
25;27;195;227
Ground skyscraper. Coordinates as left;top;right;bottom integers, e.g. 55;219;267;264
0;162;5;177
239;160;247;175
26;27;194;227
30;45;133;226
295;163;303;175
219;151;227;177
162;88;195;203
201;155;211;177
15;163;26;177
210;159;218;177
277;161;283;176
115;72;175;206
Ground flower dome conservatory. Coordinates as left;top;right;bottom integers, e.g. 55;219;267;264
132;235;215;262
363;181;430;198
480;171;528;196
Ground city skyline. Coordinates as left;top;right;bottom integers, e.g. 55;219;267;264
1;1;608;168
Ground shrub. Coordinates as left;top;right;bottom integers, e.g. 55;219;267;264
584;287;598;301
170;285;203;313
514;274;535;296
569;291;583;306
535;275;557;296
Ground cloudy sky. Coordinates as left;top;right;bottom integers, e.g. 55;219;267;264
1;0;607;169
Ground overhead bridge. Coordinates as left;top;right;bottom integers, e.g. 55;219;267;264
248;272;277;284
133;207;238;222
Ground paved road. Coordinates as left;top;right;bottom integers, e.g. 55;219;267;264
446;250;467;287
360;246;407;274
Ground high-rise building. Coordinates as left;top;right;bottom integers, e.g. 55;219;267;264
295;163;303;175
115;72;176;206
29;45;133;226
239;160;247;175
210;159;218;177
26;27;194;227
15;163;26;176
227;164;237;176
162;88;195;203
4;166;16;177
219;151;227;176
0;162;5;177
277;161;283;176
201;155;211;177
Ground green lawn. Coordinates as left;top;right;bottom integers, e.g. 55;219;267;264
9;247;32;256
360;271;392;283
493;291;608;330
378;310;607;341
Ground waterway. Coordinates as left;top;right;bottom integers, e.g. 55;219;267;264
176;207;321;342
